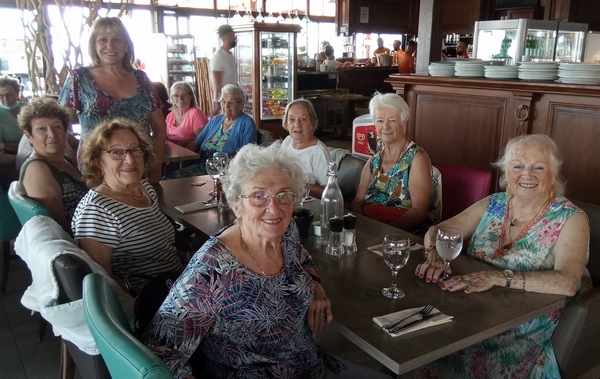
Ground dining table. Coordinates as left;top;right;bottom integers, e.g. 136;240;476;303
162;140;200;168
154;175;567;377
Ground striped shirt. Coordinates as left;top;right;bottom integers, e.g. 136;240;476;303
72;180;183;289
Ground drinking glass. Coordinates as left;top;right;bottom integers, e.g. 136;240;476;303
435;227;463;283
381;234;411;299
299;184;310;208
213;152;229;176
205;158;221;197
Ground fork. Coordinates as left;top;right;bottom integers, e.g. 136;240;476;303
202;195;217;205
383;301;435;331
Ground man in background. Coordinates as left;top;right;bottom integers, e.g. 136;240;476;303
392;40;402;53
398;41;417;74
373;37;391;56
456;41;470;58
211;24;238;116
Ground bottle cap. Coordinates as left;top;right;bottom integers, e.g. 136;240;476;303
329;217;344;233
342;213;357;229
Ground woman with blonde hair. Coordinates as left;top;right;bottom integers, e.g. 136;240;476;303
59;17;166;183
166;81;208;146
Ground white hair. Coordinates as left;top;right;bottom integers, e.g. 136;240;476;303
369;92;410;124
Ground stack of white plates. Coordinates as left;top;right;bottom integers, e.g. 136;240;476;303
557;63;600;85
454;59;487;77
518;62;559;81
428;62;455;77
484;65;519;79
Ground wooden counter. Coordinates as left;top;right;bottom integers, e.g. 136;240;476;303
385;74;600;205
338;66;399;96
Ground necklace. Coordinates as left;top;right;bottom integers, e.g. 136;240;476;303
102;181;144;200
494;194;555;259
240;230;267;276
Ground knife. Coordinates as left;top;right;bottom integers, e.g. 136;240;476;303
389;311;442;334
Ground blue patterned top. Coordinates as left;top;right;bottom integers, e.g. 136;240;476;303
417;192;583;379
58;67;161;139
143;222;339;379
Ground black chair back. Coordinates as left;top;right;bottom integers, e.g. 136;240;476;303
337;154;366;203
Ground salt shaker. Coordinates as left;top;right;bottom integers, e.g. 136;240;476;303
326;217;344;256
342;213;357;254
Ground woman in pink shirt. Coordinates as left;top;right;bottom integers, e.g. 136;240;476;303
166;82;208;146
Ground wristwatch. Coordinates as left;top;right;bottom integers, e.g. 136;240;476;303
503;270;514;288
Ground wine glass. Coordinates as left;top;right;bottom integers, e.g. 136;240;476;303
435;227;463;283
205;158;221;197
381;234;411;299
299;184;310;208
213;152;229;176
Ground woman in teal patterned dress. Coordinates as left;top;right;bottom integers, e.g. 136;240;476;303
415;134;589;378
351;92;440;234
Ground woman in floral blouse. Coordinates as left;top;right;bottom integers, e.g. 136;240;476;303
143;142;392;379
415;134;589;378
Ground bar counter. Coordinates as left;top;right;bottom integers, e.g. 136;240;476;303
384;74;600;206
338;66;398;96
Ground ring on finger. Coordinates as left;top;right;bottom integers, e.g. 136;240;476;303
464;280;472;290
456;276;463;282
320;312;326;316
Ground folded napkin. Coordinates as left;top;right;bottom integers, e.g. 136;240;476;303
302;196;316;203
367;242;424;256
175;201;219;213
373;306;453;337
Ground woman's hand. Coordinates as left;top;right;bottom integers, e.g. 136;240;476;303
439;271;501;293
307;282;333;338
415;248;448;283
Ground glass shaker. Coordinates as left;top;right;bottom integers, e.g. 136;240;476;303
217;177;229;211
326;217;344;256
342;213;357;254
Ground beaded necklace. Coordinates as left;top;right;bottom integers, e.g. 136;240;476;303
493;194;555;259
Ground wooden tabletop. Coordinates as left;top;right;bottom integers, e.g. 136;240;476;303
162;141;200;163
154;176;566;375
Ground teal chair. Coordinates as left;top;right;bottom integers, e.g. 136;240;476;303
83;273;174;379
0;186;21;294
8;181;52;226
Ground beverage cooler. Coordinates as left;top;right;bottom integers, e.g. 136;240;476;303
232;22;301;129
473;19;587;65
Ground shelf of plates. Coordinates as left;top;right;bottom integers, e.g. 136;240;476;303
166;34;196;88
233;23;301;129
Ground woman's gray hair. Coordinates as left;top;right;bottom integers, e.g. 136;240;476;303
493;134;565;196
369;92;410;124
0;75;21;93
221;141;305;212
88;17;136;72
169;81;199;111
220;84;246;103
281;98;319;132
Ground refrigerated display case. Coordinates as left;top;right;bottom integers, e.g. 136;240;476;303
473;19;587;65
166;35;196;88
232;22;301;129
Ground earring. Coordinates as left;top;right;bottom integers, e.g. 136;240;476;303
549;190;555;199
505;187;510;196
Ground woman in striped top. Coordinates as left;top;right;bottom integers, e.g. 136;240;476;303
72;118;182;292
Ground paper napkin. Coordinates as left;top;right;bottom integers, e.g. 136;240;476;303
175;201;219;213
373;306;453;337
367;242;424;256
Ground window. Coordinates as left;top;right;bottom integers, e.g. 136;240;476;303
265;0;307;14
309;0;335;17
190;16;219;58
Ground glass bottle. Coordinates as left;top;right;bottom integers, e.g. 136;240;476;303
342;213;357;254
320;162;344;245
326;217;344;256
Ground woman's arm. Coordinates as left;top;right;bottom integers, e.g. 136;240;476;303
21;161;71;234
390;150;431;231
148;109;166;183
444;211;589;296
78;237;128;293
415;196;490;283
350;158;372;214
191;108;209;136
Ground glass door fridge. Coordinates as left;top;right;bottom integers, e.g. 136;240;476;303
233;22;301;129
473;19;587;65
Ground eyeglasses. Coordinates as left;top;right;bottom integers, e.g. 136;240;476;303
103;146;146;160
238;191;297;208
172;93;190;100
220;100;242;107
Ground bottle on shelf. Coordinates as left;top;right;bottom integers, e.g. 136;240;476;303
320;162;344;245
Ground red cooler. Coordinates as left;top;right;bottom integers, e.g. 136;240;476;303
352;114;378;159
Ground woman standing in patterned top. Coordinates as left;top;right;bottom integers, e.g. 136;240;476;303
415;134;589;378
59;17;166;183
18;97;87;235
143;143;392;379
351;92;440;233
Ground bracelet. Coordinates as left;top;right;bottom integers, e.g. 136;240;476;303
424;244;436;259
309;273;322;284
521;272;526;291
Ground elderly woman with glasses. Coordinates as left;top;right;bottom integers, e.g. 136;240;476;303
166;81;208;146
72;118;183;294
144;142;392;379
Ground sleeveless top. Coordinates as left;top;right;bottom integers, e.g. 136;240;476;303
365;142;440;224
19;157;88;227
